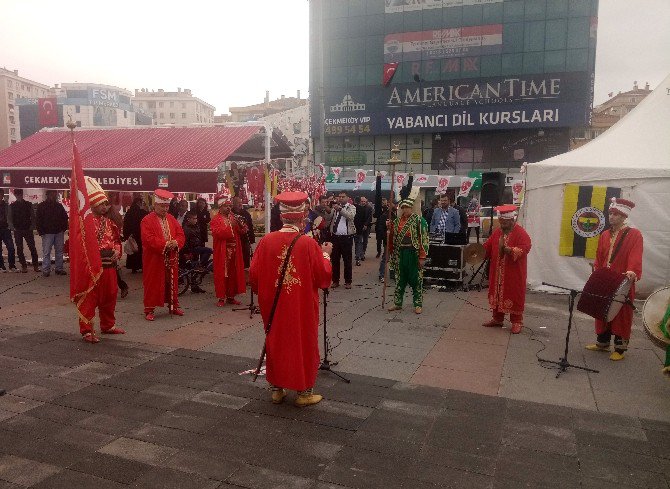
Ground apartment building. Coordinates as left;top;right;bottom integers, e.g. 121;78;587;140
0;67;51;150
133;88;215;125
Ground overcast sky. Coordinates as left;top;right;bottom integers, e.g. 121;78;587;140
1;0;668;114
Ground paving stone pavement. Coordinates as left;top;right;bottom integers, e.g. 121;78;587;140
1;236;669;487
0;332;669;489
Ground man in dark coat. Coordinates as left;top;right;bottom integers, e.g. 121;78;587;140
9;189;39;272
36;190;68;277
354;196;373;265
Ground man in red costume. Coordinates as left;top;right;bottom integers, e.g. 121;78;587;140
79;177;125;343
482;205;532;334
141;189;185;321
211;194;247;307
250;191;332;407
586;197;643;361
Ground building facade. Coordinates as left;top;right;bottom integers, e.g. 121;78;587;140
229;91;307;122
15;83;146;140
133;88;215;126
0;68;51;150
310;0;599;177
570;81;652;149
260;102;312;170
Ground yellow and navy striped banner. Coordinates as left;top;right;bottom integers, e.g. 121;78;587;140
559;184;620;258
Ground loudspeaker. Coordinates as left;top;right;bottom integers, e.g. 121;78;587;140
480;172;505;207
427;244;463;269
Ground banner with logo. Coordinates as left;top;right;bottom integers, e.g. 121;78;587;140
559;184;621;259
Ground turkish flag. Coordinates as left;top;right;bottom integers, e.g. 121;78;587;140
38;97;58;127
382;62;399;86
69;141;102;311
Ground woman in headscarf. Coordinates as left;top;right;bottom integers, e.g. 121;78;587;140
123;197;148;273
195;197;211;245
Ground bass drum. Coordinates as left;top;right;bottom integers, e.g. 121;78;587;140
642;286;670;350
577;267;631;323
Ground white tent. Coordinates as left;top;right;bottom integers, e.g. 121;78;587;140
521;74;670;296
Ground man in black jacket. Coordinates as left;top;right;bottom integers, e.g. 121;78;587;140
9;189;39;272
36;190;68;277
0;189;18;272
354;196;373;266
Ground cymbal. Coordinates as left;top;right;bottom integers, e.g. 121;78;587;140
464;243;485;265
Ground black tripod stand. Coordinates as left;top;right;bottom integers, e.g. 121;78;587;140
319;289;350;383
463;257;489;292
538;282;599;378
232;287;261;318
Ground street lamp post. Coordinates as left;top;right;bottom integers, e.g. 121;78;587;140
381;143;402;307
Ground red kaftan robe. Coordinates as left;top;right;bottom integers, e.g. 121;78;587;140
483;224;532;319
79;215;122;335
141;212;185;311
249;228;332;391
593;227;643;339
211;212;246;299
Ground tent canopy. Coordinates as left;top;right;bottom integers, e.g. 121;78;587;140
527;73;670;189
0;125;293;193
522;74;670;296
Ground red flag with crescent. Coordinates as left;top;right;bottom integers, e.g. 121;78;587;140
69;141;102;319
38;97;58;127
383;62;399;86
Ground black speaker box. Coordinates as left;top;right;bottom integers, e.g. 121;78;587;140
480;172;505;207
427;244;463;269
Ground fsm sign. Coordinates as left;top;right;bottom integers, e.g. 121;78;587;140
88;88;119;108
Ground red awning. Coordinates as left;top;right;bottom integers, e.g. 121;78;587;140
0;126;264;193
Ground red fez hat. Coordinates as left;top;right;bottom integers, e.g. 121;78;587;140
609;197;635;217
494;204;518;219
276;191;309;219
214;192;231;206
154;189;174;204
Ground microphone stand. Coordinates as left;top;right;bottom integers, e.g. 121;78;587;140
232;287;261;318
463;257;489;292
319;288;350;383
539;282;599;378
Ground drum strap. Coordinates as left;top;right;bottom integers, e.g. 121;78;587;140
608;228;630;265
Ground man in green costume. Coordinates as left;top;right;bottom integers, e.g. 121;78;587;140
387;189;429;314
660;303;670;375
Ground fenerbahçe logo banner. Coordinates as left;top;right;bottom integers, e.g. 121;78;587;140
559;184;620;259
571;207;605;239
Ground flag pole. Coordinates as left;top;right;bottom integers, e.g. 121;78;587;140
381;143;402;308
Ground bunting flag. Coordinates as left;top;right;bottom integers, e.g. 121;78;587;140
559;184;621;258
458;177;476;198
511;180;525;205
382;62;399;86
69;141;102;321
38;97;58;127
353;169;366;190
435;176;450;195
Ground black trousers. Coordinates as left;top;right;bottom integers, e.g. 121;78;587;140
331;235;353;284
13;229;39;267
376;231;387;255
